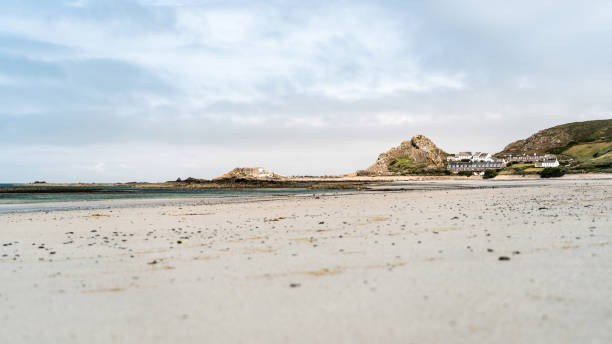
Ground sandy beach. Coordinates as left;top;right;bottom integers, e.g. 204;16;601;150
1;178;611;343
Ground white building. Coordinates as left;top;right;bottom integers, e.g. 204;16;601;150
472;152;494;162
536;159;560;168
256;168;275;178
456;152;473;160
450;151;495;162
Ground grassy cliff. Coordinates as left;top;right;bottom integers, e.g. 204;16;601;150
495;119;612;171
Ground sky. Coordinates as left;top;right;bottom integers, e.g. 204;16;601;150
1;0;611;182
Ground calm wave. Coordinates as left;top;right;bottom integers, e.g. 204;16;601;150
0;184;349;213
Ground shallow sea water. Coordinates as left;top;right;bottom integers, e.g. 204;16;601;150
0;184;349;213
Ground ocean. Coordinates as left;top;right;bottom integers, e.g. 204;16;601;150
0;184;349;213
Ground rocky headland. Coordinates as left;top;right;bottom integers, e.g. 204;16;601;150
357;134;449;176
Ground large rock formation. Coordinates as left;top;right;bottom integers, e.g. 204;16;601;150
358;135;449;175
213;167;286;181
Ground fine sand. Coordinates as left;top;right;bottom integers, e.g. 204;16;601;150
1;179;611;343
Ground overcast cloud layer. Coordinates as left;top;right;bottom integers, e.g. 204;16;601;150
1;0;611;182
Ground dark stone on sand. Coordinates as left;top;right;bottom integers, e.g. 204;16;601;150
289;283;301;288
487;248;494;252
498;256;510;261
177;240;182;244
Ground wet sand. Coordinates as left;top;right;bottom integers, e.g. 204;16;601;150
1;179;611;343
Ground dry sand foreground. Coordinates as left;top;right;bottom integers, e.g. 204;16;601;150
1;179;611;343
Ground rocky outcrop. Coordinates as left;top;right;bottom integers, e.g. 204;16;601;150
495;129;574;156
213;167;286;181
357;135;449;175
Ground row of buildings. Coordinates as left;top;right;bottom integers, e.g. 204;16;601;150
447;161;504;172
500;153;557;163
447;152;495;162
446;152;559;172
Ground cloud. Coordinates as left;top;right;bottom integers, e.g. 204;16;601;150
65;0;86;8
1;1;612;181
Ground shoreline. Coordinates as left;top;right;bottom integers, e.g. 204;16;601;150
0;190;356;215
12;172;612;188
2;177;611;214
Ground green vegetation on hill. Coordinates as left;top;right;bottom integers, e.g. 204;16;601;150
561;141;612;172
539;168;565;178
456;171;474;177
563;142;612;159
561;142;612;167
498;163;543;175
388;156;423;172
483;170;498;179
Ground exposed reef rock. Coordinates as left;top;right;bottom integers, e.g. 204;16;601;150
213;167;286;181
